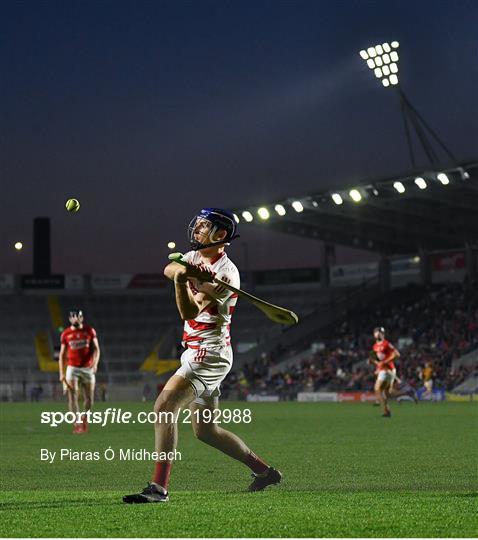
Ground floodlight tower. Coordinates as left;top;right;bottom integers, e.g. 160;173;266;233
359;42;458;168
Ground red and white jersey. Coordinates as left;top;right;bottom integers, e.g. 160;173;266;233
61;324;97;368
372;339;396;371
181;251;240;349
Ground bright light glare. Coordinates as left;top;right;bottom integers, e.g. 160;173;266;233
331;193;343;205
233;213;240;223
382;65;390;76
242;211;253;222
367;47;376;57
366;58;375;69
349;189;362;202
14;242;23;251
375;56;383;67
391;41;399;48
374;67;383;78
382;78;390;87
359;50;368;59
167;241;176;250
393;181;405;193
258;207;270;220
292;201;304;213
274;204;286;216
390;63;398;73
389;74;399;85
414;177;427;190
375;44;384;55
437;173;450;185
382;42;391;52
390;51;399;62
382;53;390;64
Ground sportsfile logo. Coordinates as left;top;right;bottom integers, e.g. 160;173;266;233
40;407;252;427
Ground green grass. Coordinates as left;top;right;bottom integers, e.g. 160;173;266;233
1;401;477;537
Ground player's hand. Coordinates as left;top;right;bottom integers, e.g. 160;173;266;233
59;375;65;383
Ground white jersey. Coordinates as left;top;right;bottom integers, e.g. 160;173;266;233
181;251;240;349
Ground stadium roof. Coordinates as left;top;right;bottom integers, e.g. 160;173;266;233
232;160;478;255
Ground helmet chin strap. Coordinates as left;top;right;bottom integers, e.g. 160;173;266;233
190;238;230;251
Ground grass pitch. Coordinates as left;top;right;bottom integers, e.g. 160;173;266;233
1;400;477;537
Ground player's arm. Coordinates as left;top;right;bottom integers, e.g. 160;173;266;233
91;337;100;373
59;343;67;382
164;262;184;281
173;267;213;320
377;345;400;370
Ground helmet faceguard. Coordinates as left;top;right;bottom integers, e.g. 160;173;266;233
373;326;385;339
188;208;239;251
69;309;84;328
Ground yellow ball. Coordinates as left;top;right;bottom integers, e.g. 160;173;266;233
65;198;80;212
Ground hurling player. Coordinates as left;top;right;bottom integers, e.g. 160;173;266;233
368;326;400;417
59;309;100;433
124;208;282;503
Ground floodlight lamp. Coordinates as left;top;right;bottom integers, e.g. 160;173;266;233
382;53;390;64
414;177;427;190
390;51;399;62
375;56;383;67
233;213;240;223
292;201;304;212
382;65;390;76
367;47;376;57
374;67;383;78
274;204;286;216
167;241;176;250
382;42;391;53
437;173;449;185
349;189;362;202
359;50;368;59
393;181;405;193
14;241;23;251
242;211;253;222
390;63;398;73
331;193;343;205
391;41;399;48
389;74;399;85
366;59;375;69
258;207;270;220
375;44;384;55
382;78;390;87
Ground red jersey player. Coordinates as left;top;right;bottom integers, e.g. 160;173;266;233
59;309;100;433
124;208;282;503
368;326;400;417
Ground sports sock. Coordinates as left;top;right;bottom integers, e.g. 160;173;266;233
245;451;269;475
152;462;171;491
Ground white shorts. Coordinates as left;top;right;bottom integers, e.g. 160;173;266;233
65;366;95;386
175;346;232;406
376;370;394;385
424;379;433;391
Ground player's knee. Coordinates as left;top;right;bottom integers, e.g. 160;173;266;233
193;422;217;442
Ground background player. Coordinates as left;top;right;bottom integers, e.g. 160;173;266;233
124;208;282;503
59;309;100;433
368;326;400;417
422;361;434;399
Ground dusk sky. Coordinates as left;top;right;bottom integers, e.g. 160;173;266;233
1;0;477;274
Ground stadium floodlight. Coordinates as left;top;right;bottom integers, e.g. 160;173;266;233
391;41;399;48
414;177;427;189
233;213;240;223
360;41;400;88
331;193;343;205
242;210;253;222
167;241;176;250
274;204;286;216
437;173;450;185
257;207;270;220
14;241;23;251
292;201;304;212
393;181;406;193
349;189;362;202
